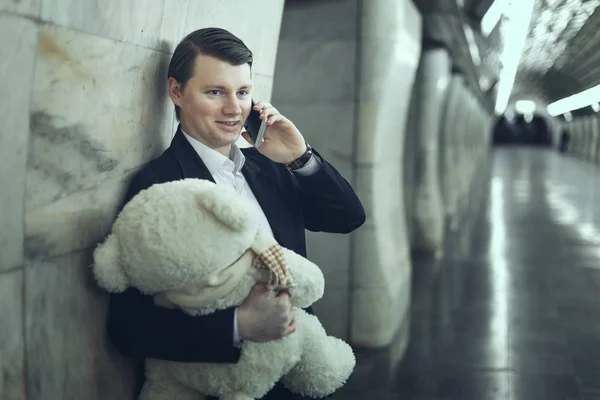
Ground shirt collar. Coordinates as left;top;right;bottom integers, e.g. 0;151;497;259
181;128;246;176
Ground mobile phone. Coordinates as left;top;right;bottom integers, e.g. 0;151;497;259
244;101;267;149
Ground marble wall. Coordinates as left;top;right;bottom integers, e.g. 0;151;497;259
440;75;492;228
563;114;600;163
272;0;422;349
0;1;284;398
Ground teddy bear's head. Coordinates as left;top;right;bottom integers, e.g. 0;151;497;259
92;178;291;313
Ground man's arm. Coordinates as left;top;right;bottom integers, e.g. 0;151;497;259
108;288;240;362
243;101;365;234
106;168;240;363
291;150;366;234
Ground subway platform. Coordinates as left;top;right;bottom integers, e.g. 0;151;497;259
334;147;600;400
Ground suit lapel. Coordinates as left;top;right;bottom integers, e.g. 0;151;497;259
170;128;215;182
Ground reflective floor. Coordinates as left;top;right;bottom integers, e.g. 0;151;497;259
334;148;600;400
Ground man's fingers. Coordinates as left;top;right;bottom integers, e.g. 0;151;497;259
267;114;285;125
254;101;271;111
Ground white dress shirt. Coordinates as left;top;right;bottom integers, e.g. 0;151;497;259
182;129;320;346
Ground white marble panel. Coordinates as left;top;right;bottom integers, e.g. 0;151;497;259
0;269;26;400
25;172;134;261
312;283;350;340
351;277;410;348
0;15;37;271
25;250;136;400
28;24;174;210
273;39;356;104
41;0;188;52
0;0;40;17
185;0;285;76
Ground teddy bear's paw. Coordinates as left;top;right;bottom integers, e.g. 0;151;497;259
281;337;356;397
219;393;255;400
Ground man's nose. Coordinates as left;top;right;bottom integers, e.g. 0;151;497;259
223;95;242;115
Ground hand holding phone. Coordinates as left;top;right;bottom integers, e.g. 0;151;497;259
243;100;307;164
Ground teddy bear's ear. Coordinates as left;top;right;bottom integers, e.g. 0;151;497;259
197;186;254;231
92;233;129;293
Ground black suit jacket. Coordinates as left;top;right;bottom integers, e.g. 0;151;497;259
107;128;365;399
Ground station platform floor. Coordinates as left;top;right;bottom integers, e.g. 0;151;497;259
334;147;600;400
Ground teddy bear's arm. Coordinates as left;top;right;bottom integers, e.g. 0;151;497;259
281;248;325;308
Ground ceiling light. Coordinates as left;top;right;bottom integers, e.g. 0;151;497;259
547;84;600;116
515;100;536;114
494;0;535;115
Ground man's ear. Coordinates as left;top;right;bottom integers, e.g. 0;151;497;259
168;77;183;107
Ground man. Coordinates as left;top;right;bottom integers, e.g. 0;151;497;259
106;27;365;400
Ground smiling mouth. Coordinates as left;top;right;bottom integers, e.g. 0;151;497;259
217;121;240;126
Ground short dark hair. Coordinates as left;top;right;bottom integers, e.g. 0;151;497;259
168;27;254;120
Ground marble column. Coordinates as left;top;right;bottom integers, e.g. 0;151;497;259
411;48;451;254
440;75;465;222
351;0;422;347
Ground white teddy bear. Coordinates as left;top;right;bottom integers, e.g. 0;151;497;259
92;178;355;400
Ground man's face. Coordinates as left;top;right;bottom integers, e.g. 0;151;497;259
170;54;252;154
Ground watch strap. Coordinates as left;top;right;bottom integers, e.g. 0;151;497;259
286;143;313;170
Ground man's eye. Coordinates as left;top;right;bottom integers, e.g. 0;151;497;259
208;90;223;95
239;90;250;96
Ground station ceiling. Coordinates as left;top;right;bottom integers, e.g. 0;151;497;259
414;0;600;112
